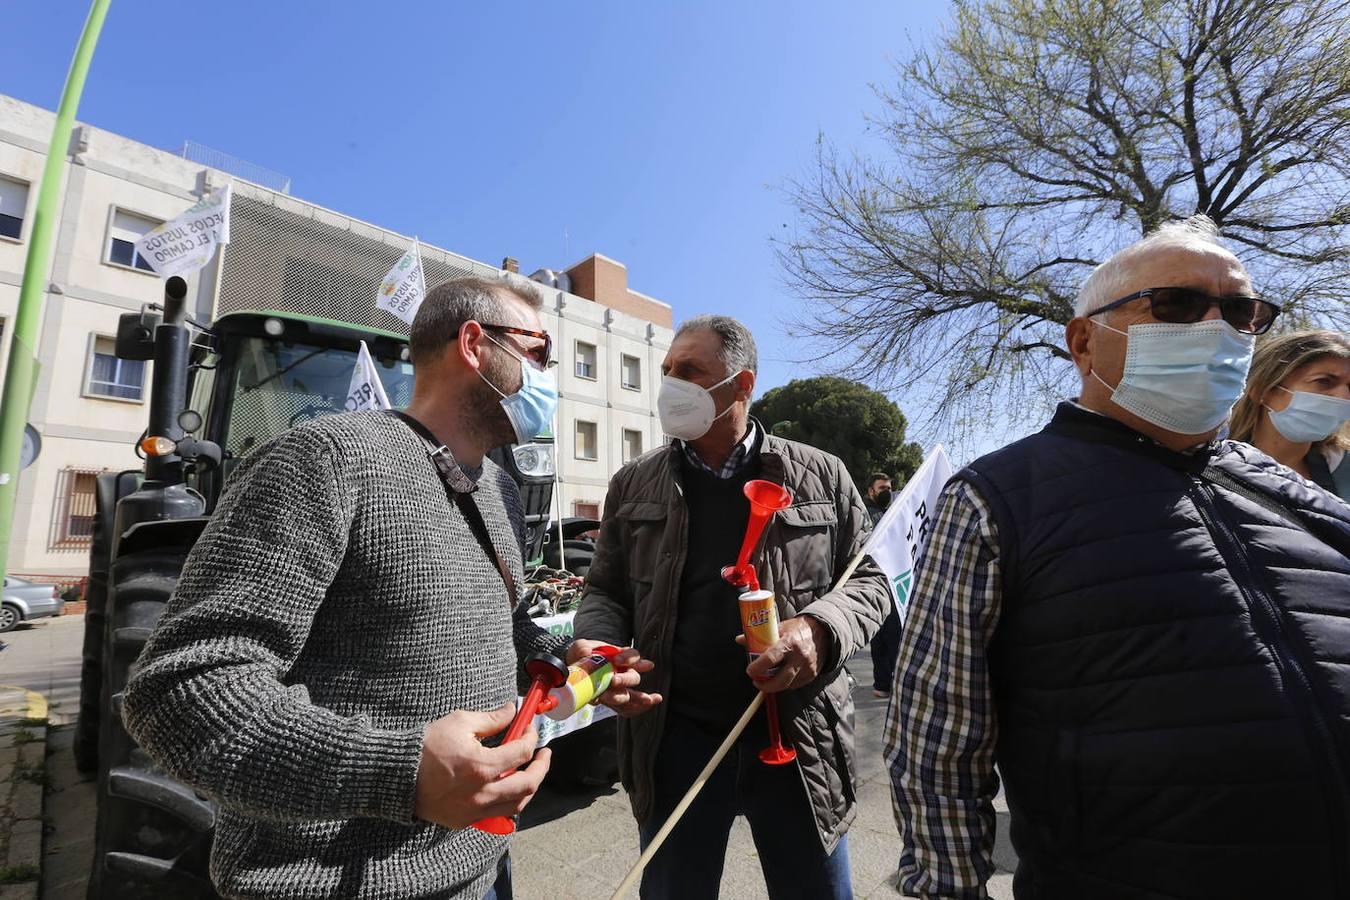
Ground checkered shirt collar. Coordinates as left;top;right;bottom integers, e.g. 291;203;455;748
679;419;760;479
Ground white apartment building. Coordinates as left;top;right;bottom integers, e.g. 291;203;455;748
0;93;673;577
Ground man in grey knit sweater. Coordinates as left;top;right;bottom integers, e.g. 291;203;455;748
122;277;653;900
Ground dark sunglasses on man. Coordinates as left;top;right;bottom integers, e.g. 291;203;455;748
1086;287;1281;335
450;323;555;369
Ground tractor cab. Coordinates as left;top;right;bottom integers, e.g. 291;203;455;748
178;311;415;506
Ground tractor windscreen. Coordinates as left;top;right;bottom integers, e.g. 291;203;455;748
222;336;414;471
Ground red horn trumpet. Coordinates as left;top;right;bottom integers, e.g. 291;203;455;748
471;651;569;835
724;479;797;766
721;480;793;590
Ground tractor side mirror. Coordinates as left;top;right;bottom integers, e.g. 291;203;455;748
115;311;161;361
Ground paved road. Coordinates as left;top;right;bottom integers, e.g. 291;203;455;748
0;615;84;726
515;661;1017;900
1;616;1017;898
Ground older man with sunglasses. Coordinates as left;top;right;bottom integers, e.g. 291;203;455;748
885;216;1350;900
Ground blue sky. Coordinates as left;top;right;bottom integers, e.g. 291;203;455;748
5;1;963;445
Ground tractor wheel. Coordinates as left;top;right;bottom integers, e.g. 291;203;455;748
74;473;124;773
562;540;595;579
543;536;597;577
89;547;218;900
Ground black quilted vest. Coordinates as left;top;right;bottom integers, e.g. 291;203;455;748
958;403;1350;900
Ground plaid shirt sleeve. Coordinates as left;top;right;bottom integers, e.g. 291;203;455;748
883;478;1003;899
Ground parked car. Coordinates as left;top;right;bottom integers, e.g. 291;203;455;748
2;576;64;632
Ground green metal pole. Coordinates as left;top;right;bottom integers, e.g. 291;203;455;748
0;0;112;583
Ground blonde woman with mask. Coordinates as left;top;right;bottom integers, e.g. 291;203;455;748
1230;329;1350;501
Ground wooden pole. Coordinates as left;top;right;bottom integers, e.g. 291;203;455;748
609;693;764;900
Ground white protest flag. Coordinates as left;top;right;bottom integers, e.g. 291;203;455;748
135;183;232;277
375;239;426;325
345;341;392;412
865;445;954;625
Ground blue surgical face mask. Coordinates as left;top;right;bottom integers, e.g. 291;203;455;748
1266;386;1350;443
479;333;558;444
1090;318;1255;435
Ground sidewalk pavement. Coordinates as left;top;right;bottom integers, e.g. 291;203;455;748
0;683;48;900
38;725;92;900
514;655;1018;899
0;616;84;726
0;617;92;900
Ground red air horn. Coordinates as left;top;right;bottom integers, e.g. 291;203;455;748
471;651;569;835
721;479;791;591
723;479;797;766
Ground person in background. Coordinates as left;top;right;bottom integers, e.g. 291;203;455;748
863;472;893;525
1228;329;1350;502
862;473;902;698
885;216;1350;899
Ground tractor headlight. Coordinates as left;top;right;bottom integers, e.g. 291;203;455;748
513;442;555;478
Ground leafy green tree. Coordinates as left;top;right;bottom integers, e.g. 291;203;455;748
752;376;925;488
780;0;1350;420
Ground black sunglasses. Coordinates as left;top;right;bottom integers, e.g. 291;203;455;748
452;323;554;368
1086;287;1280;335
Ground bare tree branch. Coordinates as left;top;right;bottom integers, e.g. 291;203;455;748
781;0;1350;430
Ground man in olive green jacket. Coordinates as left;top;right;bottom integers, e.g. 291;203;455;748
572;315;890;900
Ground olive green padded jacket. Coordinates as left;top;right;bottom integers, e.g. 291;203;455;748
574;431;891;853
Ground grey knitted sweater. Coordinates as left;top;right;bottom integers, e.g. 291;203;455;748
122;411;568;900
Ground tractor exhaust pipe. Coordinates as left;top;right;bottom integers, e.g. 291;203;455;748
161;274;188;327
144;276;190;485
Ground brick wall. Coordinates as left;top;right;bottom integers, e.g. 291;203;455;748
565;254;674;329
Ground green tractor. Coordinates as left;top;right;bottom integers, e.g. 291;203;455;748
73;277;572;898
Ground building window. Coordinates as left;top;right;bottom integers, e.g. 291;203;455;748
575;420;598;460
622;428;643;464
106;208;159;272
575;341;597;380
621;354;641;391
0;176;28;240
53;469;101;549
85;334;145;401
573;501;601;519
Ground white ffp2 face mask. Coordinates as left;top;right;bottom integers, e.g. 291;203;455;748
657;373;739;441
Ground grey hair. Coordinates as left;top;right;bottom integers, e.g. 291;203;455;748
1074;215;1230;318
676;314;759;376
409;276;542;365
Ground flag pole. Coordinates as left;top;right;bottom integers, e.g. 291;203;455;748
0;0;112;586
831;544;871;592
413;236;426;298
610;693;765;899
552;410;565;571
